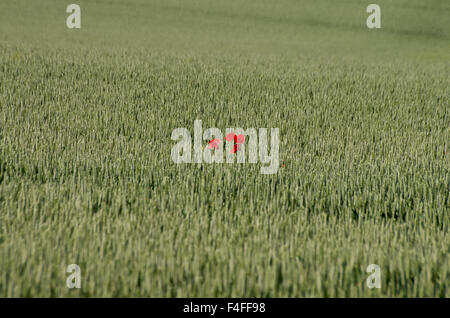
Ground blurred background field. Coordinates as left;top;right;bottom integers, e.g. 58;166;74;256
0;0;448;297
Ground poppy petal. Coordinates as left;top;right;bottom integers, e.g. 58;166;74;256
208;139;220;149
236;134;245;144
231;144;240;153
225;133;236;142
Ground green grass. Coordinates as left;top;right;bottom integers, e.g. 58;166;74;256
0;0;449;297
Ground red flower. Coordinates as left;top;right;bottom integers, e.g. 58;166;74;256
208;138;220;149
226;133;245;153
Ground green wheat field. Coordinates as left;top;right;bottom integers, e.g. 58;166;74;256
0;0;449;297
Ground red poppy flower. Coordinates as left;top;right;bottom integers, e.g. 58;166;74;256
226;133;245;153
208;138;220;149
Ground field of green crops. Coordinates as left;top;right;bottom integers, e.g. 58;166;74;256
0;0;449;297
